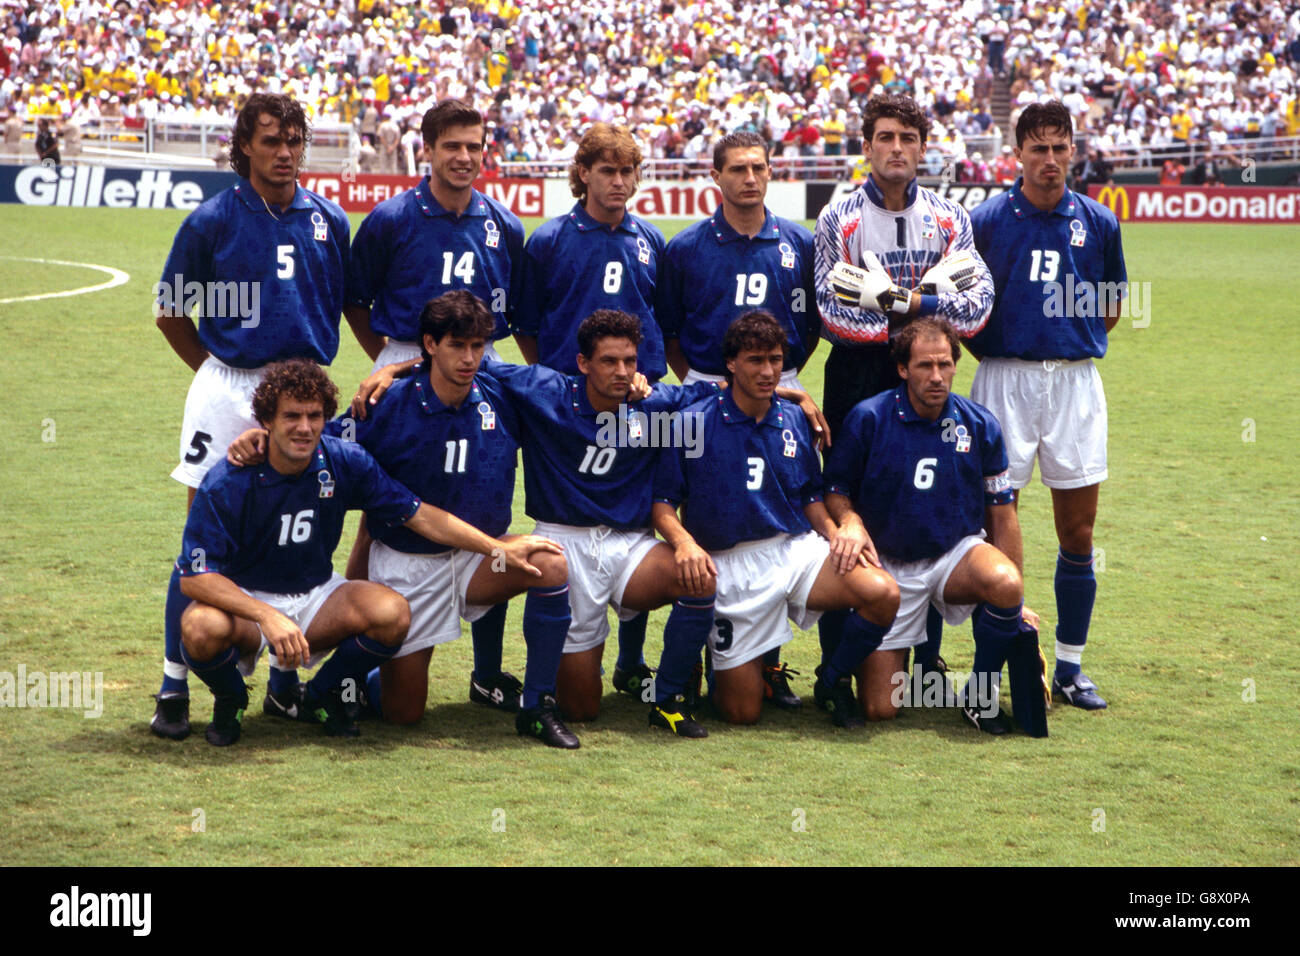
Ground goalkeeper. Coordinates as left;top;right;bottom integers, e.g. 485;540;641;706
812;93;994;686
813;93;994;438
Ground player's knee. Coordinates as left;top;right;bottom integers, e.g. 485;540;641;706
181;605;231;659
857;570;900;623
558;692;600;723
369;590;410;645
531;550;568;589
716;694;761;725
987;562;1023;608
864;695;900;722
383;695;426;726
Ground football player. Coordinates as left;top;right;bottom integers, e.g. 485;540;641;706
968;100;1127;710
824;318;1042;733
814;92;996;695
152;93;354;741
653;311;899;729
344;98;529;712
179;360;558;746
656;129;822;709
512;123;668;693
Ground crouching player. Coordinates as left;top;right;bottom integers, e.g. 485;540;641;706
652;312;899;729
179;359;559;745
822;318;1046;734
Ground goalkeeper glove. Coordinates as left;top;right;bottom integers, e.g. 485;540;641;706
917;250;984;296
829;261;913;315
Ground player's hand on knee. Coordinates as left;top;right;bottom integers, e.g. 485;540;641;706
226;428;267;466
498;535;563;577
258;612;309;669
673;541;716;596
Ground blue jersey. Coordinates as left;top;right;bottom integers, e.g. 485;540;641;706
824;387;1014;563
480;357;716;528
968;179;1126;360
158;179;350;368
653;391;823;552
347;179;524;341
178;435;420;594
656;208;820;375
514;202;667;380
327;367;519;555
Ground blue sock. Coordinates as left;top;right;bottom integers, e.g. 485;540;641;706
180;644;246;699
1054;549;1096;680
820;611;889;687
471;602;507;681
817;607;849;673
365;666;383;720
615;610;649;671
267;660;300;696
521;585;570;710
160;566;189;697
655;597;715;702
306;635;398;704
916;604;944;668
968;602;1021;708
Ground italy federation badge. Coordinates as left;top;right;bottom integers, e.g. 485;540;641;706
954;424;971;454
317;469;335;498
636;237;652;265
312;211;328;242
782;428;797;458
478;401;496;430
1069;219;1087;247
484;219;500;249
779;242;796;269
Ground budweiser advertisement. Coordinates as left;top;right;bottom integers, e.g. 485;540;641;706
1089;184;1300;223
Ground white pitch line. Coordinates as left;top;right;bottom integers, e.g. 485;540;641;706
0;255;130;304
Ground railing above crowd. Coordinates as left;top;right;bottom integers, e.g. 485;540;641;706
4;117;1299;183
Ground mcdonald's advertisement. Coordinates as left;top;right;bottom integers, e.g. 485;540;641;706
1089;184;1300;223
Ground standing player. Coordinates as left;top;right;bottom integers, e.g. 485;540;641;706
824;319;1045;734
968;100;1127;710
814;92;996;684
344;98;528;712
512;122;668;691
180;360;558;745
152;93;352;741
652;312;900;728
656;129;821;709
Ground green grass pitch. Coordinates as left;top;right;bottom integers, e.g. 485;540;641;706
0;206;1296;866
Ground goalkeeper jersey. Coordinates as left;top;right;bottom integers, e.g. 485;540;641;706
813;176;993;346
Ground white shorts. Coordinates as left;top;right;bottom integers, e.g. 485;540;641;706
238;572;350;675
709;531;827;671
878;535;984;651
534;522;658;654
371;339;502;373
970;357;1108;490
368;539;491;659
172;356;264;488
682;367;805;391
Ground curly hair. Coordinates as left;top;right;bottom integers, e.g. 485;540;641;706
419;290;496;361
1015;99;1074;147
722;310;787;364
568;123;642;201
231;93;311;179
890;317;961;367
862;93;932;144
251;359;338;425
577;309;642;358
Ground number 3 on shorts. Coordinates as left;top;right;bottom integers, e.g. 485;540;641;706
713;618;734;651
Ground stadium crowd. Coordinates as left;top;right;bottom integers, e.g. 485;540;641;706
2;0;1299;175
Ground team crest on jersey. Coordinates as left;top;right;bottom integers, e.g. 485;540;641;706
920;213;936;241
311;211;328;242
779;242;796;269
636;237;651;265
317;469;335;498
478;401;496;430
1069;219;1087;247
954;425;971;454
782;428;798;458
484;220;500;249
